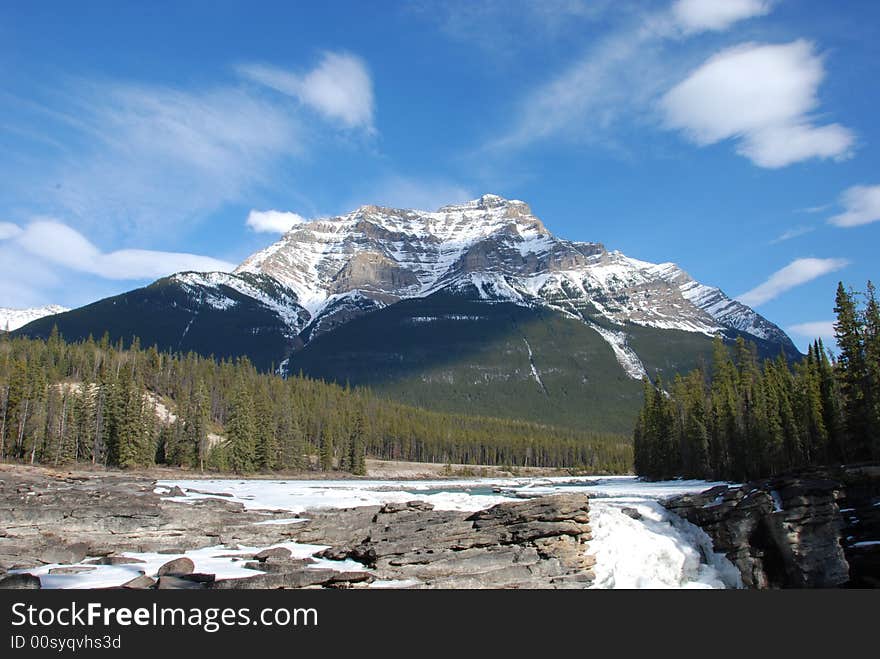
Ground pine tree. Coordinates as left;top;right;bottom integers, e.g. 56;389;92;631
348;408;367;476
864;281;880;459
318;422;334;472
834;282;870;459
255;392;278;471
227;381;257;473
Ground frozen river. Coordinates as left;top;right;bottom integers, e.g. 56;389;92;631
22;475;743;589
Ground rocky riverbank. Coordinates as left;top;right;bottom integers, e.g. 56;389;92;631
664;464;880;588
0;465;595;589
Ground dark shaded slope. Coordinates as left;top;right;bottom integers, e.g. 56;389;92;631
288;290;645;434
14;273;303;371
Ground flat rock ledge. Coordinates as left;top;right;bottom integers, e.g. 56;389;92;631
0;467;594;589
303;495;595;589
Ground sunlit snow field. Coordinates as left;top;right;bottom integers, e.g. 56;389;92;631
19;476;742;589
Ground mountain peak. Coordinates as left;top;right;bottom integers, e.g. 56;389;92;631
0;304;68;332
438;193;531;214
231;193;798;369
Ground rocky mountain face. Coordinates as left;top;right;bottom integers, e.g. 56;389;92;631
235;194;796;361
14;194;800;432
0;305;68;332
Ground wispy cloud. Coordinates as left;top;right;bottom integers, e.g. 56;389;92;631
238;52;375;131
10;50;375;239
409;0;617;55
828;184;880;227
1;219;234;280
799;203;831;214
788;320;837;343
489;27;663;150
47;83;304;238
769;225;815;244
661;40;855;168
246;210;308;234
738;257;849;306
489;0;776;151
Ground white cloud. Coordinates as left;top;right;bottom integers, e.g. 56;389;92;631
672;0;771;33
239;52;375;131
788;320;837;341
0;222;23;240
246;210;308;234
828;184;880;227
739;122;855;169
6;219;234;280
661;41;855;168
490;0;778;151
738;257;849;306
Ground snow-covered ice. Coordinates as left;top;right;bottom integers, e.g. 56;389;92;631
587;498;741;589
16;542;337;590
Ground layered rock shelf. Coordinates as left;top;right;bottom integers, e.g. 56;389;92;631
0;467;595;589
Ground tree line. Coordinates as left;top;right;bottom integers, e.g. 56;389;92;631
0;330;632;474
634;282;880;481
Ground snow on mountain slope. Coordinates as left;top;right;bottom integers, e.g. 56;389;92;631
169;271;308;337
234;194;797;377
0;305;69;332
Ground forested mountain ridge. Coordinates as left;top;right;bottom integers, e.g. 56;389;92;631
0;332;633;474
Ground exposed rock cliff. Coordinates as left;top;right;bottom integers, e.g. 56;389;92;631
665;466;880;588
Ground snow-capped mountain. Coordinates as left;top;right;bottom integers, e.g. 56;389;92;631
13;195;800;434
0;305;68;332
233;193;796;373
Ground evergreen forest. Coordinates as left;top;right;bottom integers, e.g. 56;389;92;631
0;330;632;475
634;282;880;481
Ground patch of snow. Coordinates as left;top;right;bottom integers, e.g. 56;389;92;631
587;323;647;380
522;338;547;393
369;579;421;588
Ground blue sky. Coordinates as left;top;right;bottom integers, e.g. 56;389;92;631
1;0;878;351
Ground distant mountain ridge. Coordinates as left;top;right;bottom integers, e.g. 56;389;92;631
13;195;800;433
